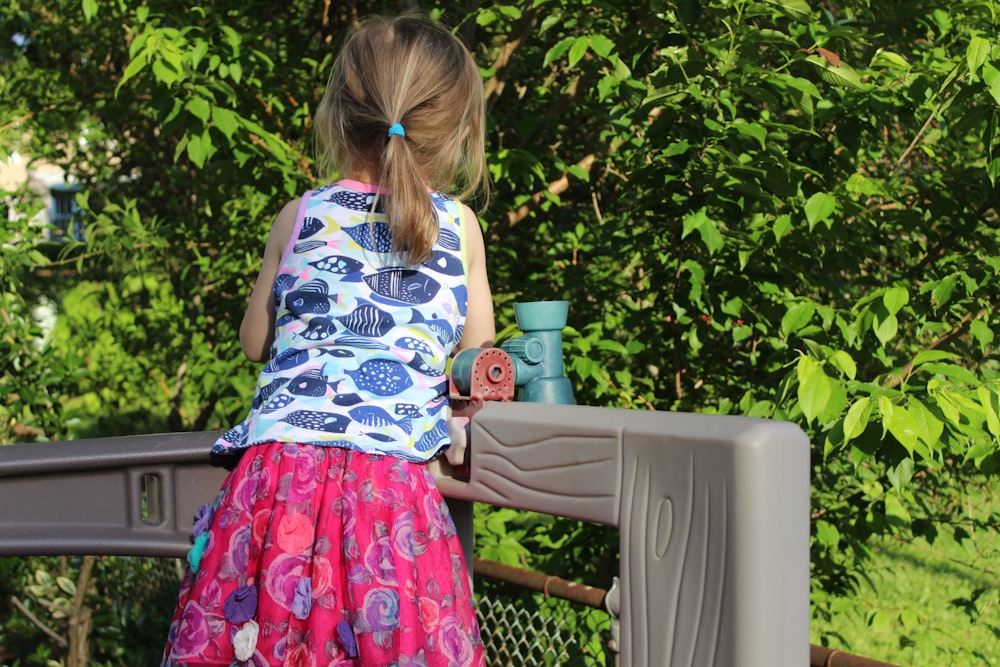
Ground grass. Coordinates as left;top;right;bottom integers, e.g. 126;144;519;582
812;488;1000;667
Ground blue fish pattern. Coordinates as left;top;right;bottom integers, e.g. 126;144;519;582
287;369;331;397
408;309;454;347
293;239;327;254
332;335;389;351
436;227;461;252
264;348;310;373
343;221;394;253
346;359;414;397
300;317;339;342
262;394;294;413
414;420;449;452
309;255;363;276
424;250;463;276
395;336;433;355
252;378;290;410
407;353;444;378
286;280;331;315
318;347;355;359
336;303;395;337
349;406;414;435
364;269;441;305
300;216;324;239
395;403;422;417
273;273;298;307
211;181;470;463
282;410;350;433
326;189;382;212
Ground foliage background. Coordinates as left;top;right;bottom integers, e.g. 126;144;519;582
2;0;999;664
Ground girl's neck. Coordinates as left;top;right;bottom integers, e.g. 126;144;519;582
346;167;377;184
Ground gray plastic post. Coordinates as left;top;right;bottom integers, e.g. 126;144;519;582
433;402;810;667
0;402;809;667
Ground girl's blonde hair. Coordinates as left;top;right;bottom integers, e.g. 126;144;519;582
314;14;488;265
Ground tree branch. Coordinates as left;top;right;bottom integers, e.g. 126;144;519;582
502;153;597;230
10;596;67;648
483;9;539;110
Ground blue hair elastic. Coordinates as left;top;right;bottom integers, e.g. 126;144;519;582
387;123;406;138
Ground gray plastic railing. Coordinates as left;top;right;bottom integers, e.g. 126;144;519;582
0;402;810;667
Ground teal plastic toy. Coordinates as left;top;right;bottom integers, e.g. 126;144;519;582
450;300;574;405
501;300;575;404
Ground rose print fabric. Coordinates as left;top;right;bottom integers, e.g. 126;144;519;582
212;181;469;463
162;442;484;666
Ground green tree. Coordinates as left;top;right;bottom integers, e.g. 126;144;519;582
2;0;1000;664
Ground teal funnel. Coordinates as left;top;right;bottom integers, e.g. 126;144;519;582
500;300;575;404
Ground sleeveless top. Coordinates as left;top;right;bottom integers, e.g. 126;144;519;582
212;180;469;462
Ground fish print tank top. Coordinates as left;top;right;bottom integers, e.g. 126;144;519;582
212;180;470;462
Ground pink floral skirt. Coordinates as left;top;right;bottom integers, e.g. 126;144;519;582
161;442;484;666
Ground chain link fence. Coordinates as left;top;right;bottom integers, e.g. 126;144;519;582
474;571;617;666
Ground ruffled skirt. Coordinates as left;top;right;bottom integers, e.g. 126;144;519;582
161;442;484;667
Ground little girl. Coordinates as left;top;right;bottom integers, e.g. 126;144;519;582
162;13;494;666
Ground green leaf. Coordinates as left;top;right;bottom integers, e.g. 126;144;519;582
82;0;98;20
815;520;840;547
988;156;1000;186
589;34;616;58
870;49;910;70
873;313;898;344
911;349;957;368
597;75;619;101
806;55;863;89
828;350;857;379
772;214;792;241
696;216;724;254
843;397;872;443
882;286;908;315
568;36;589;68
804;192;836;228
186;133;207;167
152;58;179;87
919;362;980;385
664;140;690;157
781;301;815;336
887;458;914;491
475;8;498;26
970;319;995;350
185;96;211;123
884;492;911;522
116;52;149;94
845;173;887;197
797;355;832;424
211;107;239;140
56;576;77;595
681;207;707;240
976;387;1000;437
885;404;919;454
908;398;944;449
931;275;957;308
543;37;574;67
190;40;209;70
497;5;522;19
983;63;1000;105
764;0;812;20
966;36;991;78
735;121;767;148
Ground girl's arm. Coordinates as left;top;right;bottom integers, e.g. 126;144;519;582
457;204;496;351
239;198;300;362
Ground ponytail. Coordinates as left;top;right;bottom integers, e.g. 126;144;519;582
379;124;438;265
314;13;489;267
